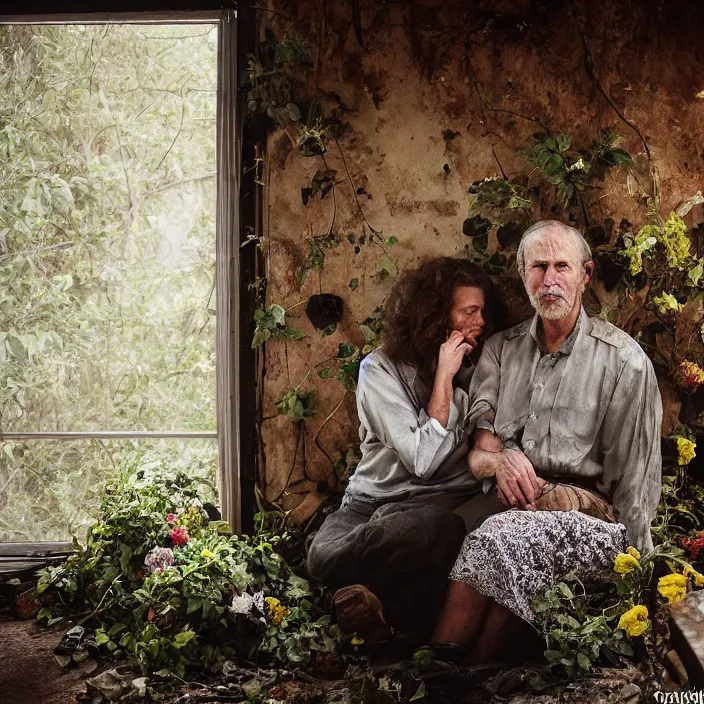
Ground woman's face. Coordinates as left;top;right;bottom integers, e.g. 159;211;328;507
448;285;486;345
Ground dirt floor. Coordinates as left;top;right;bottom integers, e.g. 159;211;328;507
0;614;87;704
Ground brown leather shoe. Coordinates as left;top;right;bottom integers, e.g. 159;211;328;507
333;584;393;646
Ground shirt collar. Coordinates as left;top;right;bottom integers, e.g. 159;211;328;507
529;306;587;356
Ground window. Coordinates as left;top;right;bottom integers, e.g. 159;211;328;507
0;12;239;544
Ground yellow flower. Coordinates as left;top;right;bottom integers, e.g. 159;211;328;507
351;635;365;646
614;553;640;574
618;605;649;637
658;572;688;603
684;565;704;587
265;596;288;625
201;549;215;560
626;546;641;560
678;437;697;466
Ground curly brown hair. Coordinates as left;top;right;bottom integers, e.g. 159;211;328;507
382;257;504;374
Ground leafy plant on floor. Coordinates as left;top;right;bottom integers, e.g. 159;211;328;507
534;543;704;677
35;468;342;679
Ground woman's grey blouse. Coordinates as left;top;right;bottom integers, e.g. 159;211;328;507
343;348;481;506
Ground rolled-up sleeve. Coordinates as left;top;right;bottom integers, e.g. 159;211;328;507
598;351;662;552
356;356;468;480
467;336;502;426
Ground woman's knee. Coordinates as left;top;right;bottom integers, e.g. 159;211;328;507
364;504;466;564
305;512;363;586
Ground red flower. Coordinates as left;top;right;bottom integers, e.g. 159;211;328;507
170;526;189;547
16;594;40;620
681;532;704;560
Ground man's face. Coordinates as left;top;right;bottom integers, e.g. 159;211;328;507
448;285;485;345
523;227;592;321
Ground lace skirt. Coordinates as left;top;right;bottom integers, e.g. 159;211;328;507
448;509;628;623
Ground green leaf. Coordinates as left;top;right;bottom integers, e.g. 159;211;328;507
251;328;271;348
462;215;491;238
286;574;311;599
336;343;356;359
601;148;635;166
173;630;196;648
287;327;305;341
576;652;591;671
37;608;52;621
555;134;571;152
544;649;562;663
376;254;397;279
410;682;427;700
187;597;203;614
688;262;704;287
270;305;286;325
556;582;573;599
544;154;565;183
614;639;634;656
286;103;301;122
95;629;110;646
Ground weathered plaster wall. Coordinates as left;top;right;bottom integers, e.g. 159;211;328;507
256;0;704;522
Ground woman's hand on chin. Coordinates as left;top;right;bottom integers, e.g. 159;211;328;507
437;330;473;379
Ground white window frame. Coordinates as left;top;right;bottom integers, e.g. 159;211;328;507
0;10;241;551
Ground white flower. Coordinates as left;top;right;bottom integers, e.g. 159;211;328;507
230;592;254;614
252;590;266;613
144;547;175;573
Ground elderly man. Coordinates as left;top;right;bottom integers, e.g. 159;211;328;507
429;219;662;657
469;218;662;549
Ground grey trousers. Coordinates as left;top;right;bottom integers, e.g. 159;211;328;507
306;491;505;635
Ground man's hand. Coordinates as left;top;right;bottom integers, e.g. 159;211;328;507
436;330;474;380
495;449;546;511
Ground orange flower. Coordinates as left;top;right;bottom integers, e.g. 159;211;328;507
674;360;704;391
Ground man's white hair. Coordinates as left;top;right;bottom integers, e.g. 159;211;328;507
516;220;592;281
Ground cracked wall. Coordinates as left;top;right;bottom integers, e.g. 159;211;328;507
255;0;704;522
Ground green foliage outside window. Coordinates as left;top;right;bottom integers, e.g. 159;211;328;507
0;24;219;541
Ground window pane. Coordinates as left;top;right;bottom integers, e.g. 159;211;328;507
0;438;218;542
0;24;218;432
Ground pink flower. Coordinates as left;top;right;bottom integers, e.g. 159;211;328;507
170;526;189;547
167;513;178;524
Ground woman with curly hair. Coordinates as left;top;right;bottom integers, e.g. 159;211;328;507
307;257;506;644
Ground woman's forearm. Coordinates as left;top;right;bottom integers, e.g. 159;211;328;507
426;370;455;428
